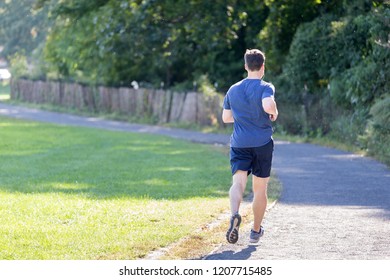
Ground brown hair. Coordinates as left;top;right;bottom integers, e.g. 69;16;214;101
244;49;265;71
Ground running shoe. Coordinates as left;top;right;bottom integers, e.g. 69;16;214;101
249;226;264;243
226;213;241;244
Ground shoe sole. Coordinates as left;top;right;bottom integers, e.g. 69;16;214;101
249;238;260;243
226;215;241;244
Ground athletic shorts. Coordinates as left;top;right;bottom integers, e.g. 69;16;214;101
230;139;274;178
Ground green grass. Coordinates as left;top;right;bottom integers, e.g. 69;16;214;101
0;116;235;259
0;114;282;260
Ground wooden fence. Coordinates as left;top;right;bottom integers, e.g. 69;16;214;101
10;79;224;126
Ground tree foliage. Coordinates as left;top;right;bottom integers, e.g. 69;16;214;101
0;0;51;57
258;0;343;76
281;3;389;108
3;0;389;163
38;0;269;89
7;0;387;94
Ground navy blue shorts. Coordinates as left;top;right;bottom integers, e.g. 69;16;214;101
230;139;274;178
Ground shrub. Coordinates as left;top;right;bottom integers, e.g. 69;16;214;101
275;102;305;135
8;53;29;79
365;96;390;165
329;109;369;148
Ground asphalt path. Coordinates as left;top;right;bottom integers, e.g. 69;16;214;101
1;102;389;260
205;141;390;260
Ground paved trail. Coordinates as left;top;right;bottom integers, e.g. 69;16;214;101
205;142;390;260
1;103;389;260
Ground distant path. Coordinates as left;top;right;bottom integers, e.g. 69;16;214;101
1;102;389;259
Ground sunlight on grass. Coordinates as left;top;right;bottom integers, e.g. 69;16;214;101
0;116;232;259
0;191;228;259
0;116;282;259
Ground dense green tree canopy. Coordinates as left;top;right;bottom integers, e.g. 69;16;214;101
281;2;389;107
5;0;386;92
0;0;51;58
38;0;271;89
2;0;389;164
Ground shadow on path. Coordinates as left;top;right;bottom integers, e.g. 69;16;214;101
203;142;389;260
273;141;390;219
204;245;258;260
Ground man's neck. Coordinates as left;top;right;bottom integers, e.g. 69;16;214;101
247;71;263;79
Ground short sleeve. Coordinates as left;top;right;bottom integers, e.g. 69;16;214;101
223;93;231;110
262;83;275;99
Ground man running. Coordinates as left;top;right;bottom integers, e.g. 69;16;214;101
222;49;278;244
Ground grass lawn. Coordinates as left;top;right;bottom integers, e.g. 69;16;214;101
0;116;281;260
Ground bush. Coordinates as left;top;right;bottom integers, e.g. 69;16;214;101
275;103;303;135
329;109;368;148
365;96;390;165
8;53;29;79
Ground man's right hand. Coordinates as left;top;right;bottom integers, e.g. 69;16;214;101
269;114;278;122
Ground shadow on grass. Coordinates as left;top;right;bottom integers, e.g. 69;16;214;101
0;118;230;200
0;153;229;200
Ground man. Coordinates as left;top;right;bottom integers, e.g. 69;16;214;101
222;49;278;244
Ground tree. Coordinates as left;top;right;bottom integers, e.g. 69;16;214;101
41;0;269;89
277;1;389;137
258;0;342;76
0;0;51;58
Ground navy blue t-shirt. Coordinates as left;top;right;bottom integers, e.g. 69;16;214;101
223;78;275;148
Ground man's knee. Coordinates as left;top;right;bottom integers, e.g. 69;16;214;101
252;175;269;188
230;181;244;195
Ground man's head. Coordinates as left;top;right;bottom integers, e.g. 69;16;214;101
244;49;265;72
